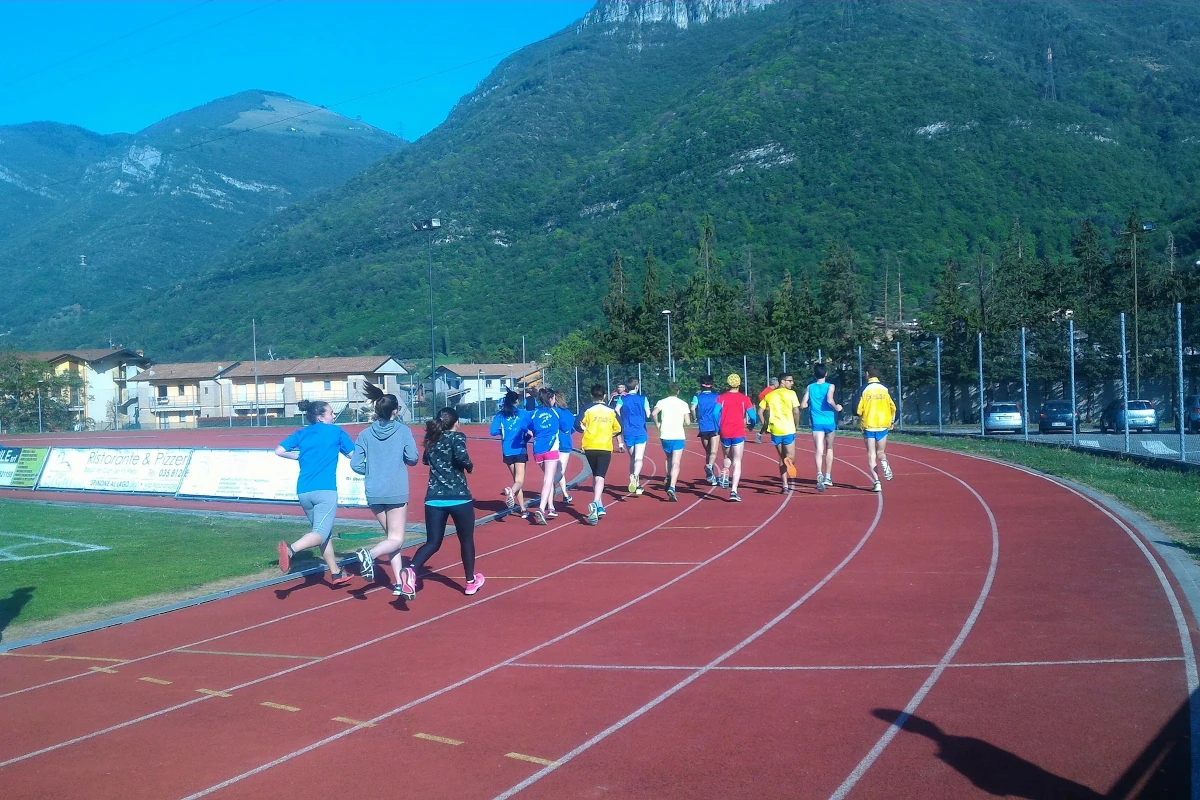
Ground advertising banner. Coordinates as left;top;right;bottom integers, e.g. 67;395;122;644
0;447;50;488
37;448;192;494
177;449;366;507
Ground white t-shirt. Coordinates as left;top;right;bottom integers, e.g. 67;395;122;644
654;395;691;441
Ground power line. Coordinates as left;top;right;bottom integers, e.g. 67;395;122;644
0;1;215;91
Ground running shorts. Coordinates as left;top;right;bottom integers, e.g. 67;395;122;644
661;439;685;454
503;452;528;465
721;436;746;448
862;429;889;441
771;433;796;446
298;490;339;544
697;429;718;441
624;433;648;447
584;449;612;479
812;423;836;434
534;450;560;464
367;502;407;514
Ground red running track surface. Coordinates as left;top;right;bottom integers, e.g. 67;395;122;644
0;434;1195;799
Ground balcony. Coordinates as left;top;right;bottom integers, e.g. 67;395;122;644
154;396;202;409
231;389;286;407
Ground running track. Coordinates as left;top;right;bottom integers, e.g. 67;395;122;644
0;434;1195;798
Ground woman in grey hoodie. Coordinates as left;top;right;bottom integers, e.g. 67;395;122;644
352;384;419;595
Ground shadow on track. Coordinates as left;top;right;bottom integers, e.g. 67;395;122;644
0;586;34;642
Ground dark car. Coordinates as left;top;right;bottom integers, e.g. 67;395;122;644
983;402;1024;434
1098;399;1159;433
1037;401;1078;434
1185;395;1200;434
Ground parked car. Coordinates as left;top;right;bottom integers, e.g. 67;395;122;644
1037;401;1078;434
1185;396;1200;434
983;402;1024;434
1098;399;1159;433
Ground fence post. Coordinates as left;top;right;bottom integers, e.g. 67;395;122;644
818;347;823;363
782;352;788;373
743;355;749;396
936;336;943;434
706;357;712;375
766;354;771;385
1069;319;1078;448
896;341;904;432
1121;313;1130;453
978;331;985;436
857;345;863;389
575;366;581;415
1021;326;1029;442
1178;302;1187;462
605;364;611;399
638;363;643;393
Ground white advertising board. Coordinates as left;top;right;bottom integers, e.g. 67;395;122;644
177;449;366;507
38;448;192;494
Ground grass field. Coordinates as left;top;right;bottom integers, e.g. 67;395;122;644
0;501;409;643
895;435;1200;558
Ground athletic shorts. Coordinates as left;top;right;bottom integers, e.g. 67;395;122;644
624;433;648;447
812;423;837;434
534;450;560;464
661;439;685;454
721;436;746;448
584;449;612;479
771;433;796;446
368;502;407;514
697;429;718;441
298;490;339;544
862;429;889;441
503;452;528;465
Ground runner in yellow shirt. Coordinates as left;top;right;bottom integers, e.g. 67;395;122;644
579;385;622;525
759;373;801;492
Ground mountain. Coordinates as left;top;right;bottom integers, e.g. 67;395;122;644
0;90;402;336
12;1;1200;361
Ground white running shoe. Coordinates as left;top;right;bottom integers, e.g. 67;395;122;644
882;460;893;481
872;480;882;493
823;475;833;487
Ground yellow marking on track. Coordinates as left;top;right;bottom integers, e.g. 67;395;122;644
332;717;376;727
413;732;463;746
505;752;558;767
139;676;172;685
88;666;118;674
0;652;126;663
175;648;320;661
196;689;231;698
260;701;300;712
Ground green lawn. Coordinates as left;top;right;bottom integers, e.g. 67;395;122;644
895;435;1200;558
0;502;403;638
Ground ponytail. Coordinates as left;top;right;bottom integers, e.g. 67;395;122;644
363;382;399;421
297;399;330;425
423;407;459;448
500;390;520;418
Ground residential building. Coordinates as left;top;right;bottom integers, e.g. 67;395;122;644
127;362;239;429
17;348;151;430
432;363;542;418
222;356;411;421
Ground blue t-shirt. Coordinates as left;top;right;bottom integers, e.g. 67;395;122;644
619;392;650;438
556;406;577;451
807;382;837;428
692;391;721;433
529;406;561;454
279;422;354;494
489;410;532;457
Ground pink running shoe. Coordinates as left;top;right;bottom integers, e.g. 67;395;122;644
464;573;486;596
276;541;291;573
397;566;416;600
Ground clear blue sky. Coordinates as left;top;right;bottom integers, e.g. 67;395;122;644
0;1;595;140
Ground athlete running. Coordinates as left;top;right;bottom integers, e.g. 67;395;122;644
579;384;621;524
691;375;721;485
714;373;755;501
489;390;532;518
759;373;801;492
799;364;843;493
653;382;691;501
615;377;651;496
756;377;779;443
857;365;897;492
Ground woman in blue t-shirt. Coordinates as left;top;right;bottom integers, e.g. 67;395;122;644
528;388;562;525
553;390;577;505
489;390;532;518
274;400;355;583
799;364;843;493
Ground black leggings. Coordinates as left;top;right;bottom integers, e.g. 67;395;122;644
413;502;476;577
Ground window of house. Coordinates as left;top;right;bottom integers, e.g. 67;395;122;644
157;385;168;398
324;380;332;391
486;379;493;388
177;384;186;395
203;386;209;395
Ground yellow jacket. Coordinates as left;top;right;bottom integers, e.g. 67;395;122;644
856;379;896;431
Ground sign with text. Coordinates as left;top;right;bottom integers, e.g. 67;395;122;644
177;449;366;507
0;447;49;489
37;448;192;494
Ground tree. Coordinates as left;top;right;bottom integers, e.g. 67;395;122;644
817;241;871;365
0;354;86;433
922;259;976;422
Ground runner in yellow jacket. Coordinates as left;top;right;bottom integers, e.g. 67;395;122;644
856;366;896;492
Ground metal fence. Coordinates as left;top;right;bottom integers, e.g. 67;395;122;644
543;303;1199;465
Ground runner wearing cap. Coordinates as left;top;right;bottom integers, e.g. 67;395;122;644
690;375;722;485
759;373;801;492
714;373;754;501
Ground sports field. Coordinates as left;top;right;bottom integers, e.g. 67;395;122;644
0;427;1196;798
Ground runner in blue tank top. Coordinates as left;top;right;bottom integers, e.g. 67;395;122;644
799;363;843;493
690;375;722;485
615;377;651;495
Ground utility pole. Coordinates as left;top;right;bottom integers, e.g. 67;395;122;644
252;319;260;426
883;258;890;333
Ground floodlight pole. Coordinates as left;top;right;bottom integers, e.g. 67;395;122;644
413;218;442;418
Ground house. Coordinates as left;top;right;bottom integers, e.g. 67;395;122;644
222;356;411;421
127;362;239;429
16;348;152;430
432;363;542;417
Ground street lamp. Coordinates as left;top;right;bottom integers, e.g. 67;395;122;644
661;310;674;381
36;381;43;433
1119;220;1154;397
412;217;442;418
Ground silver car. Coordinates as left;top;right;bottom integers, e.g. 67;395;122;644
1099;400;1158;433
984;402;1024;434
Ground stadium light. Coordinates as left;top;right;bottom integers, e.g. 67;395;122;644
412;218;442;418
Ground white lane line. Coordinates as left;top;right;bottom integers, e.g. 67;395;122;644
490;480;887;800
583;561;702;566
509;656;1184;672
0;513;588;700
828;452;1000;800
176;489;794;799
0;490;714;768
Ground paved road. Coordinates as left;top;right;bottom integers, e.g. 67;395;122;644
902;424;1200;464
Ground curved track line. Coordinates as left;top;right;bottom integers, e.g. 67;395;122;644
827;450;999;799
896;442;1200;798
0;487;717;768
490;471;886;799
178;488;798;799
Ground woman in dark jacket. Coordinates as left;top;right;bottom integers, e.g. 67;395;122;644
399;407;484;599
